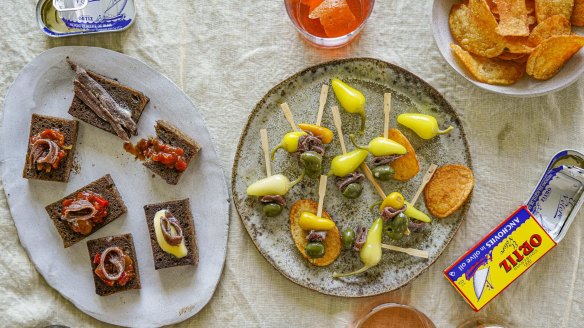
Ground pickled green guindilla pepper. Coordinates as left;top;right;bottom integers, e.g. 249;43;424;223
327;149;369;177
350;134;407;157
403;200;431;223
397;113;453;140
271;131;307;159
331;78;366;135
246;173;304;196
333;217;383;278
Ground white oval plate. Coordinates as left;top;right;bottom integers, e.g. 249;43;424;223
0;46;229;327
432;0;584;97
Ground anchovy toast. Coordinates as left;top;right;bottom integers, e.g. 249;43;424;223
22;114;78;182
45;174;127;248
144;198;198;270
143;120;201;185
87;233;141;296
68;62;149;138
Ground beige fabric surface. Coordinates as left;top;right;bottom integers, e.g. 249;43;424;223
2;1;584;327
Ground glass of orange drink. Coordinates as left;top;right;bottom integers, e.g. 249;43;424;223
284;0;375;48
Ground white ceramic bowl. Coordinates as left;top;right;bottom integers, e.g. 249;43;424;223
432;0;584;97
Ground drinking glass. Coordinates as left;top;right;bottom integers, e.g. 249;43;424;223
353;303;436;328
284;0;375;48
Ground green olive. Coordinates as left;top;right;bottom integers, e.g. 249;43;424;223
305;242;326;258
385;230;405;240
385;213;409;240
342;182;363;199
341;228;356;250
300;151;323;179
372;165;395;181
263;203;283;217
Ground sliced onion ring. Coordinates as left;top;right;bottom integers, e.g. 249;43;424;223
99;247;126;281
160;210;183;246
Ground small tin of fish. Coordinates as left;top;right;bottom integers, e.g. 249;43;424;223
36;0;136;37
444;150;584;311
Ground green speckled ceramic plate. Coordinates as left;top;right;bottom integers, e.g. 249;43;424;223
232;58;472;297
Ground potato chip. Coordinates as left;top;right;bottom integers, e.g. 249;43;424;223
387;129;419;181
451;43;525;84
572;0;584;25
528;15;571;46
423;165;474;219
495;0;530;36
504;36;534;53
449;0;505;57
526;35;584;79
534;0;575;23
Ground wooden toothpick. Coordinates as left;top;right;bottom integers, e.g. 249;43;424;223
280;103;298;132
331;106;347;154
316;84;329;126
360;163;386;200
383;93;391;139
260;129;271;177
316;175;328;218
410;164;438;206
381;244;429;259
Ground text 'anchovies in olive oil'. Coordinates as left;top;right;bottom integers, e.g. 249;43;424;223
36;0;136;37
444;150;584;312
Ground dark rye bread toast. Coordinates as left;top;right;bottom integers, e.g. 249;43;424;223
144;120;201;185
87;233;141;296
144;198;198;270
45;174;127;248
23;114;79;182
68;68;149;138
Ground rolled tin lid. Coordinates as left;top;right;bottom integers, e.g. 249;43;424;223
526;150;584;242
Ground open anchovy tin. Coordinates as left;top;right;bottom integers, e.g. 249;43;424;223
36;0;136;37
444;150;584;311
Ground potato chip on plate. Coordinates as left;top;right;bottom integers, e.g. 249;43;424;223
495;0;530;36
451;43;525;85
449;0;505;57
503;36;534;53
526;34;584;79
572;0;584;25
528;15;571;45
534;0;574;23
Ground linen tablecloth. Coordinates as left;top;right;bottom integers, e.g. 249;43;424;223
2;1;584;327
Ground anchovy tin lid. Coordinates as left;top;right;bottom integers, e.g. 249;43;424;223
36;0;136;37
526;150;584;242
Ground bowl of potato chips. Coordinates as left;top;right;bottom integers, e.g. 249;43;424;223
433;0;584;96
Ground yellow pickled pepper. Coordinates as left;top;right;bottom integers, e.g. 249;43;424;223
379;192;405;212
298;212;335;231
397;113;453;140
350;134;407;157
246;173;304;196
378;192;432;223
327;149;369;177
271;131;307;159
331;79;366;135
333;217;383;278
403;201;431;223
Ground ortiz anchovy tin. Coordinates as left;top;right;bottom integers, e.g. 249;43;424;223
36;0;136;37
444;150;584;312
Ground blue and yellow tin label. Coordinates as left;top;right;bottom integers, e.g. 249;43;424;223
444;206;557;311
